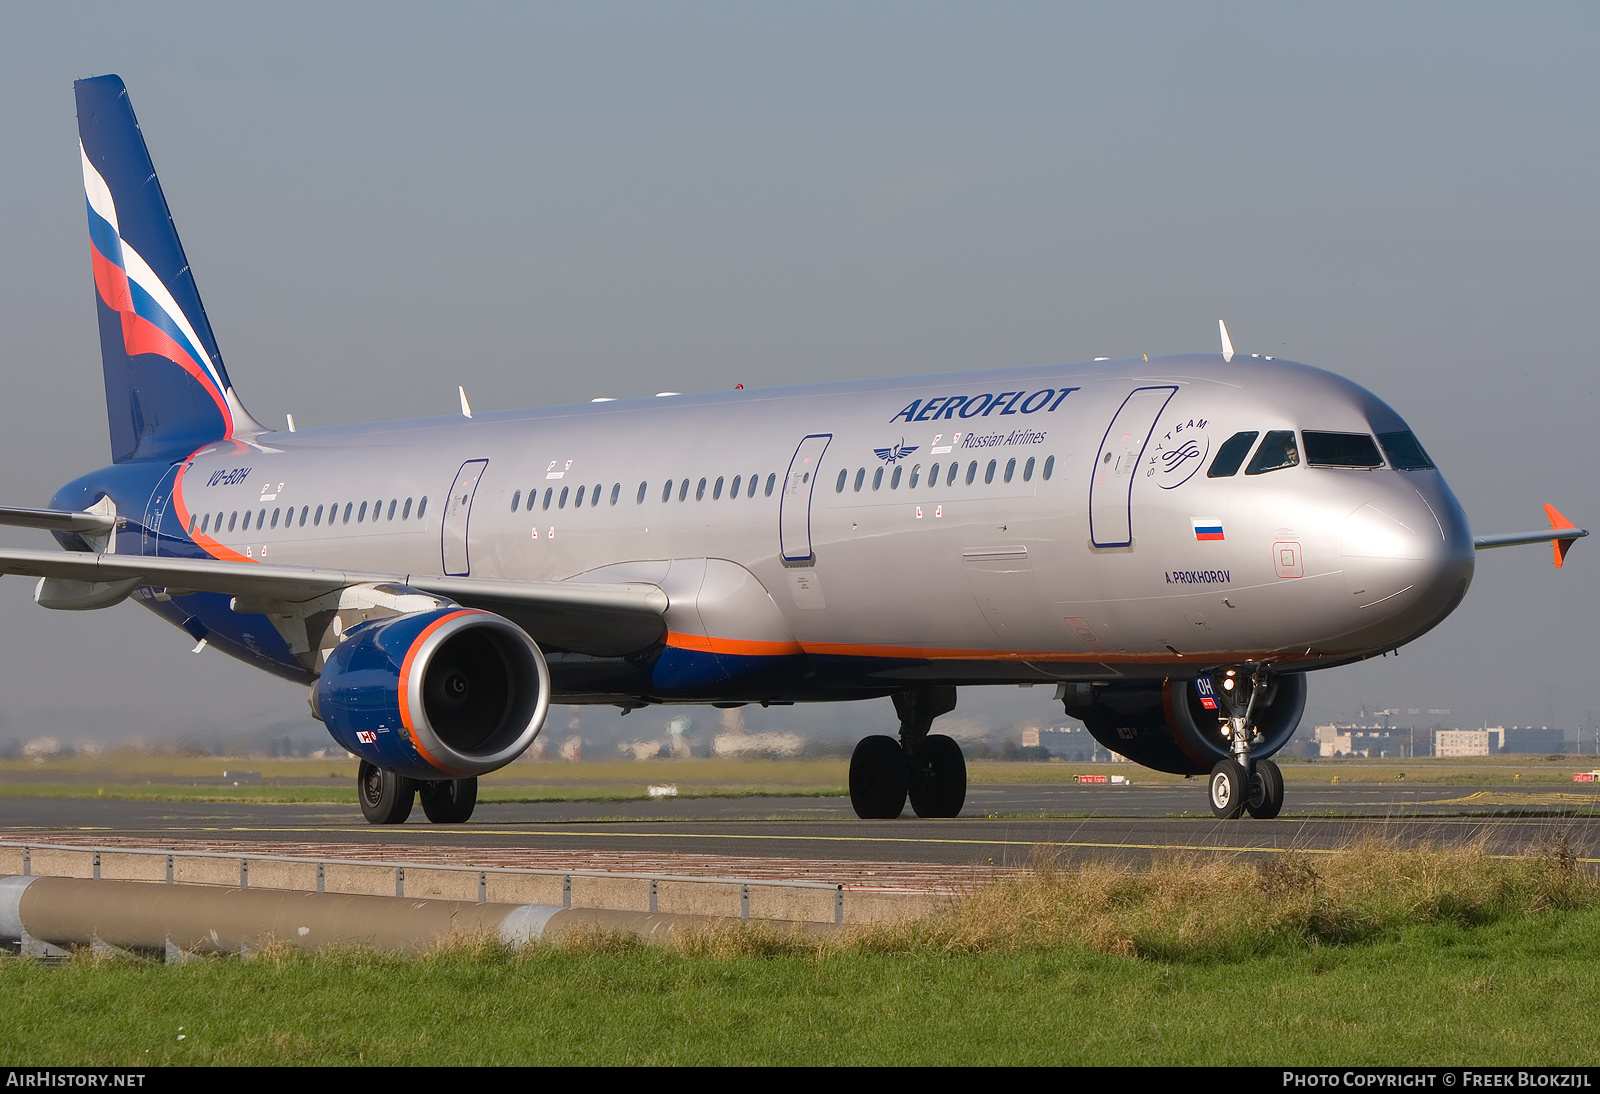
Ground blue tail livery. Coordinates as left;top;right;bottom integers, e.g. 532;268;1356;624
76;74;263;463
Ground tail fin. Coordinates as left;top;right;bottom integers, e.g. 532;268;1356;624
75;75;263;463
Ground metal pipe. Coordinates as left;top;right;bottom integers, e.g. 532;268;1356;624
0;875;833;956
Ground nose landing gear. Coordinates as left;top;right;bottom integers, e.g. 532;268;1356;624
849;686;967;819
1206;668;1287;820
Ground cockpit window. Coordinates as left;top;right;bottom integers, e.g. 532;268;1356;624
1207;431;1259;478
1303;431;1383;468
1245;430;1299;475
1377;430;1436;470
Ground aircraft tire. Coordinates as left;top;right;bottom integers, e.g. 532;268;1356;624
850;735;908;819
358;761;415;824
908;734;967;818
420;777;478;823
1208;758;1247;820
1246;759;1284;820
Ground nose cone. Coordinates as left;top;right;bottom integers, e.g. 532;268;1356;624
1338;478;1474;648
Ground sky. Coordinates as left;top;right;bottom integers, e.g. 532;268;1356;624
0;2;1596;749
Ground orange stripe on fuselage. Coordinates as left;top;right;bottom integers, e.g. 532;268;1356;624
171;457;255;564
664;632;804;657
664;630;1293;665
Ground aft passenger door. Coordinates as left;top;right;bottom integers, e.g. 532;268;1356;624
441;459;489;576
1089;386;1177;548
779;434;831;563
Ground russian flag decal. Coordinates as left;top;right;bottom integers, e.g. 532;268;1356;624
1192;518;1225;541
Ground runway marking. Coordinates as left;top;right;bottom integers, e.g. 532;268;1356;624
15;823;1592;862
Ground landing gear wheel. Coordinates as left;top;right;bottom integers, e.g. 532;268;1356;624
1208;759;1247;820
908;734;967;818
849;735;908;819
1246;758;1284;820
420;777;478;823
358;760;414;824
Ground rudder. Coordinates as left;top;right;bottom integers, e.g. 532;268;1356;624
75;75;262;463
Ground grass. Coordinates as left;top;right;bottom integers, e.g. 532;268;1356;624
1;839;1597;1065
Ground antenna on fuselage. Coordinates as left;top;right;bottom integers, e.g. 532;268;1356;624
285;414;296;433
1219;320;1235;363
459;386;473;418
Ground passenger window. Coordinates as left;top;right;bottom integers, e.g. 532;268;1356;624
1377;431;1436;471
835;469;847;493
358;501;368;522
300;505;309;526
610;483;620;506
188;514;198;535
853;468;865;492
417;497;427;519
929;462;940;486
891;466;902;489
1043;456;1054;480
662;480;673;503
403;498;413;519
637;482;648;504
228;511;238;532
732;475;743;498
1245;430;1299;475
387;500;396;520
259;509;267;528
559;487;570;509
1303;431;1383;468
909;464;920;489
966;461;977;485
215;511;223;530
984;460;996;484
511;490;522;511
679;480;690;502
271;508;280;529
872;467;883;490
200;514;210;534
1023;457;1035;482
1207;431;1259;478
765;473;776;496
696;477;707;501
314;505;323;526
575;485;586;507
543;488;553;510
748;475;759;498
592;484;601;507
242;511;252;531
714;476;724;500
1004;458;1016;483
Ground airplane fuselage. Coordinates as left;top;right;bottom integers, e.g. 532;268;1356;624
48;353;1475;709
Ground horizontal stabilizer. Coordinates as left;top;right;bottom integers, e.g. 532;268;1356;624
0;548;668;657
1472;503;1588;567
0;506;117;534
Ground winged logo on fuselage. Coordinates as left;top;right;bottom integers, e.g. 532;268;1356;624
874;439;919;464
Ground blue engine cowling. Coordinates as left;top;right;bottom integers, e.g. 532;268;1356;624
313;608;550;780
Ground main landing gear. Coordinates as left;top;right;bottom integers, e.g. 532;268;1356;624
1206;668;1286;820
849;686;967;819
357;760;478;825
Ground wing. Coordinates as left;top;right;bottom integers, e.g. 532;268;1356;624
0;548;667;657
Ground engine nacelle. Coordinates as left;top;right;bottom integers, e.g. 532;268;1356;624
1064;673;1307;775
313;608;550;779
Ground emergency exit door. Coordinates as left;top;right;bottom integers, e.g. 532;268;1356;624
441;459;489;576
779;434;831;562
1089;386;1176;547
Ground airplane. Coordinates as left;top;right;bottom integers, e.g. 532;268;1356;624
0;75;1584;825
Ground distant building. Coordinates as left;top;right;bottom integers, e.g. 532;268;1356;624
1500;725;1565;754
1038;726;1116;762
1434;728;1503;757
1312;724;1417;758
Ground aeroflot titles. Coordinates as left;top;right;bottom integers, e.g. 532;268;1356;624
889;387;1079;423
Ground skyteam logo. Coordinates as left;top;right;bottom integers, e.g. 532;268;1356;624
874;439;918;463
1146;416;1210;489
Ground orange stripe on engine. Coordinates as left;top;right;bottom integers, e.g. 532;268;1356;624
397;609;478;776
